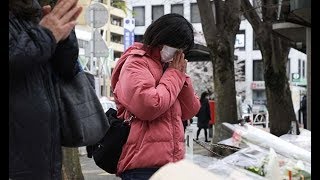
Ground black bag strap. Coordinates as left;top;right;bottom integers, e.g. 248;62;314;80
106;108;135;125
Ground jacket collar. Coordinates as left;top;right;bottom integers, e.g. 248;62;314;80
131;42;162;63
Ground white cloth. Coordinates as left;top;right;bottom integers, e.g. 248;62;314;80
150;160;221;180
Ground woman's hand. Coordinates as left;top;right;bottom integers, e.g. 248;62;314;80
168;50;188;73
39;0;82;43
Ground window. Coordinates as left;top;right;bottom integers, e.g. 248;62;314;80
101;85;104;96
191;2;216;23
100;30;104;36
235;59;246;81
252;90;267;105
298;59;301;77
253;60;264;81
114;51;122;60
111;33;123;44
77;39;88;49
190;3;201;23
134;35;143;42
286;58;291;81
133;6;145;26
152;5;164;22
253;32;259;50
171;4;184;16
302;60;305;78
111;15;123;26
235;30;246;51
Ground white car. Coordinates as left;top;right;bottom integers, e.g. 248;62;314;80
99;96;117;112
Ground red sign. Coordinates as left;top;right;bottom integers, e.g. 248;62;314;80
251;82;265;89
209;100;215;125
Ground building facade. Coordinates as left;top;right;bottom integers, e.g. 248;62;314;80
75;0;127;99
127;0;307;118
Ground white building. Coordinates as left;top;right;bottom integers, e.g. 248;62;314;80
127;0;307;118
235;20;307;118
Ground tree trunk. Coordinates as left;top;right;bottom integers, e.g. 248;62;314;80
197;0;241;143
260;31;299;136
241;0;299;136
61;147;84;180
209;39;238;143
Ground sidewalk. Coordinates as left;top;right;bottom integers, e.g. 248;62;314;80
80;155;120;180
80;123;214;180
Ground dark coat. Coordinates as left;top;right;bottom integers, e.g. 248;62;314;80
300;96;307;113
9;2;79;179
196;99;211;129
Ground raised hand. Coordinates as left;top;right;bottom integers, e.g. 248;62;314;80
168;50;188;73
39;0;82;43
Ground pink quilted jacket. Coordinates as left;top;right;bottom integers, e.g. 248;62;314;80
111;42;200;175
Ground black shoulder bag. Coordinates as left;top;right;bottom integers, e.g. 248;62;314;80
57;71;110;147
92;108;133;174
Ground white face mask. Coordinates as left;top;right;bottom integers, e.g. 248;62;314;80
160;45;179;63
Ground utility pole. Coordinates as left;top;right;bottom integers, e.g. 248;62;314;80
85;2;109;97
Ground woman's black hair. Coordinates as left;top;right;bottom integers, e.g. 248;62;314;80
200;91;209;102
143;13;194;52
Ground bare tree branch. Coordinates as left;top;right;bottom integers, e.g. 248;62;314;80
225;0;241;19
197;0;218;46
241;0;263;32
264;0;276;22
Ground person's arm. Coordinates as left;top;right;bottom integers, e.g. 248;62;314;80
206;99;211;119
114;57;186;121
51;29;80;80
9;18;56;71
178;76;201;120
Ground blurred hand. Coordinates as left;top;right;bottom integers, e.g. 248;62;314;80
168;50;187;73
39;0;82;43
42;5;51;16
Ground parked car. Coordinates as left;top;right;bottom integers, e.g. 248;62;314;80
99;96;116;112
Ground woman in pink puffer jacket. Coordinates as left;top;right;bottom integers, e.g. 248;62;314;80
111;13;201;180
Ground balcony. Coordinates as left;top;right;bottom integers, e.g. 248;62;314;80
289;0;311;26
272;0;311;53
110;0;126;18
110;42;124;52
110;24;124;35
273;22;306;52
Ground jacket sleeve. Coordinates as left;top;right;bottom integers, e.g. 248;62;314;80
51;29;80;80
206;100;211;119
9;22;56;71
178;76;201;120
114;57;186;121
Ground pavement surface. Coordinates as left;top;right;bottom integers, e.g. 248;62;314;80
80;123;213;180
